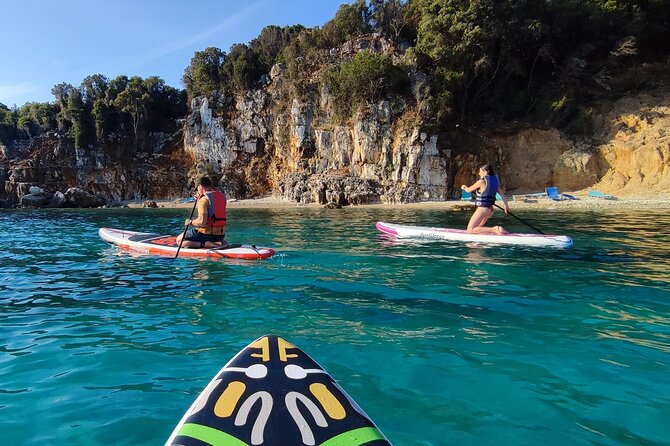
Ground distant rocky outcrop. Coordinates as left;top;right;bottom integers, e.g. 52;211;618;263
1;129;189;208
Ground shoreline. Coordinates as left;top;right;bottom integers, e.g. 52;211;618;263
124;194;670;211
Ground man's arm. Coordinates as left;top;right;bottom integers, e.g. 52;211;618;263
187;197;208;227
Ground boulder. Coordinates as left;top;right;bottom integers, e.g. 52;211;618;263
63;187;106;208
20;193;49;208
49;191;66;208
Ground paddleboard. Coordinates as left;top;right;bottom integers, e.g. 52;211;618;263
99;228;275;259
376;221;573;248
165;335;392;446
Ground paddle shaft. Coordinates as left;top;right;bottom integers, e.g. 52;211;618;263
175;198;198;258
494;204;545;235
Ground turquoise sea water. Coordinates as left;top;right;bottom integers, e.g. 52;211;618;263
1;206;669;446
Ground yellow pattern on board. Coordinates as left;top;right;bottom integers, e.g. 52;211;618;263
214;381;246;417
310;383;346;419
249;337;270;361
278;337;298;362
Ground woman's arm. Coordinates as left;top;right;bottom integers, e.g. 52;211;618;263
498;186;510;212
461;179;484;193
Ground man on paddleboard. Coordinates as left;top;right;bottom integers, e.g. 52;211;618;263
175;177;227;248
461;164;510;235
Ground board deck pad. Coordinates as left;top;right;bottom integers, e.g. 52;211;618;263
127;233;244;250
165;335;391;446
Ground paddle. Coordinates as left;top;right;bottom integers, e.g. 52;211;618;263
175;198;198;259
494;204;545;235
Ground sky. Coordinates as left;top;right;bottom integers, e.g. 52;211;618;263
0;0;347;107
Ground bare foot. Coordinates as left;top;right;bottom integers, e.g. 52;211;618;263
494;226;509;235
203;241;225;249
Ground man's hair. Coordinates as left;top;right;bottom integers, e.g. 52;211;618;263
199;177;212;188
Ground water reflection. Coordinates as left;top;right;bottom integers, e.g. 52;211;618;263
590;303;670;354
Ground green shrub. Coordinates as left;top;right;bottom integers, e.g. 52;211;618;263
324;51;406;120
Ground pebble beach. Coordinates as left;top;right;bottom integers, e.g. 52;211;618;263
125;193;670;211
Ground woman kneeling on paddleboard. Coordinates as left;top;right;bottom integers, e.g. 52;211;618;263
461;164;510;235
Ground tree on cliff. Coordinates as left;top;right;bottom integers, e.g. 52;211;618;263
113;76;152;151
51;83;76;133
221;44;264;93
143;76;187;133
81;74;109;105
251;24;305;71
368;0;410;40
66;89;94;149
106;75;129;103
321;0;371;47
183;47;227;104
325;51;407;120
0;103;19;144
16;102;58;138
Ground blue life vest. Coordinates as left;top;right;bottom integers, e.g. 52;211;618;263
475;175;499;207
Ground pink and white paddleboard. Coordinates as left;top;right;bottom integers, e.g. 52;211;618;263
376;221;572;248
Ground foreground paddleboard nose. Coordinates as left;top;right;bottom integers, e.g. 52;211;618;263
165;335;392;445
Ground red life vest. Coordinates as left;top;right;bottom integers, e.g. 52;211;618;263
205;191;227;228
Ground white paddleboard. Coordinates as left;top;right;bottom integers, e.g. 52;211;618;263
376;221;572;248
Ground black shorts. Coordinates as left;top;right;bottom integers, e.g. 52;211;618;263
184;228;225;244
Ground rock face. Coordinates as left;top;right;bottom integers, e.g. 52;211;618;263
1;130;189;207
1;36;668;206
179;44;668;202
184;81;450;204
590;94;670;196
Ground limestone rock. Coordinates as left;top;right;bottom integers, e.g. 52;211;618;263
553;149;600;191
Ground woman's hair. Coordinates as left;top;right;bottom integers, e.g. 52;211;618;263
480;164;495;176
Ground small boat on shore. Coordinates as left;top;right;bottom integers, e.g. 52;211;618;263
376;221;573;248
165;335;392;446
99;227;275;259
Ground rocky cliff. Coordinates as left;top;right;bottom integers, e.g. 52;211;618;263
2;35;668;208
0;128;189;208
182;64;669;205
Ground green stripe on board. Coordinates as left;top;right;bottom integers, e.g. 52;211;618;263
177;423;248;446
320;427;386;446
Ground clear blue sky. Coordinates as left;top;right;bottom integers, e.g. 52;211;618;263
0;0;347;107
